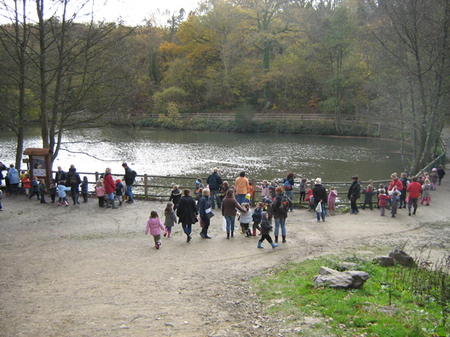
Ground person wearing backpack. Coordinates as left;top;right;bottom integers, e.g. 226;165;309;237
122;162;135;204
283;172;295;212
66;164;81;205
347;175;361;214
312;178;327;222
271;186;293;243
206;168;223;209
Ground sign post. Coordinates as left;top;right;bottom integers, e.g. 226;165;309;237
23;148;53;186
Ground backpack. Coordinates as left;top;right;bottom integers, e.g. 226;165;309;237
284;180;292;191
274;195;291;213
70;175;77;185
208;174;217;189
131;170;137;182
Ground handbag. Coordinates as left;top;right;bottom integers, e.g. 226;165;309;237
205;207;214;219
315;203;322;213
222;217;227;232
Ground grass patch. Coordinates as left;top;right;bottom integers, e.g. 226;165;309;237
252;256;450;336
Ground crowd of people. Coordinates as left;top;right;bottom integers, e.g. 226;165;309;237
0;161;136;210
0;162;445;250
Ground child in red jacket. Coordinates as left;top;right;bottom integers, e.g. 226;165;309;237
378;189;391;216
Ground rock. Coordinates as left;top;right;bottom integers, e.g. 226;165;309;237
338;262;360;271
313;266;370;289
389;247;417;267
373;256;394;267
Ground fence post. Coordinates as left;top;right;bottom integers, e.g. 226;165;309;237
95;171;99;182
251;178;256;207
144;174;148;201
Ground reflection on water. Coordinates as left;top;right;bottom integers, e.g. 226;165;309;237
1;126;409;182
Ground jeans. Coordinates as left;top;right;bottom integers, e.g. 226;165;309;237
237;194;246;205
315;203;326;221
126;185;134;202
210;189;221;208
10;183;19;195
182;223;192;235
201;216;210;236
225;215;235;232
274;217;286;236
107;192;114;201
286;190;294;210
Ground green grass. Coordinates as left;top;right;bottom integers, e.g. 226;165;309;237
252;257;450;336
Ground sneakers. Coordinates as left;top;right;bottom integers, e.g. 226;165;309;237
156;241;161;249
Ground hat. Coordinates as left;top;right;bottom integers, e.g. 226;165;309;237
264;198;271;204
315;178;322;184
261;211;267;218
351;176;358;180
116;179;121;184
432;168;437;171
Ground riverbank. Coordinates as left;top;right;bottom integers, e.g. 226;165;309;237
1;174;449;336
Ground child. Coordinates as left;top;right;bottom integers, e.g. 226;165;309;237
95;179;106;207
169;185;181;210
299;178;308;203
164;202;177;238
219;181;229;201
49;179;57;203
257;212;278;249
22;174;31;197
389;187;401;217
248;182;255;203
328;187;338;215
430;168;439;190
39;179;47;203
81;176;89;203
239;203;253;237
252;201;263;236
29;176;40;200
305;188;314;211
145;211;165;249
57;184;71;206
420;178;431;206
362;184;376;210
115;179;123;206
256;180;270;201
378;189;390;216
195;178;204;197
269;181;278;201
437;165;445;185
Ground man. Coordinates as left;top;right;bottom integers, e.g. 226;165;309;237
347;175;361;214
406;176;422;216
66;164;81;205
122;162;134;203
176;189;198;242
54;166;67;186
206;168;223;209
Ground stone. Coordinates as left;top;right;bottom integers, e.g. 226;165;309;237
313;266;370;289
338;262;360;271
373;256;394;267
389;247;417;267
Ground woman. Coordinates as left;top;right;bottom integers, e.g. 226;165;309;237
198;188;213;239
271;186;292;243
8;164;20;195
221;189;247;239
235;171;249;205
312;178;327;222
177;189;198;242
347;176;361;214
104;168;118;209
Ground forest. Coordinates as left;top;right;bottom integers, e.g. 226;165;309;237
0;0;449;174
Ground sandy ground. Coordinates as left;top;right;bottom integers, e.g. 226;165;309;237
1;136;450;336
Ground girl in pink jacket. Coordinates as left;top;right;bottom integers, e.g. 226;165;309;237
145;211;165;249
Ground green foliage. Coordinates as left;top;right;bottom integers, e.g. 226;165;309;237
153;87;189;111
157;102;183;129
252;256;450;336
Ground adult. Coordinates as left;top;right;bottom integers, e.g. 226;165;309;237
122;163;135;204
388;173;403;217
271;186;293;243
206;168;223;209
176;189;198;242
235;171;249;205
54;166;67;186
104;168;118;209
283;172;295;212
66;164;81;205
198;188;212;239
406;176;422;216
222;189;247;239
8;164;20;195
347;175;361;214
312;178;327;222
0;162;7;186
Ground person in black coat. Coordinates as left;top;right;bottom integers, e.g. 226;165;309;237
176;189;198;242
312;178;327;222
66;165;81;205
347;175;361;214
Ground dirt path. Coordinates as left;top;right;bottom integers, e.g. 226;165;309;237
1;160;449;336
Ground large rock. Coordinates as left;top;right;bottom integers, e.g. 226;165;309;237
313;266;370;289
373;256;394;267
389;247;417;267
